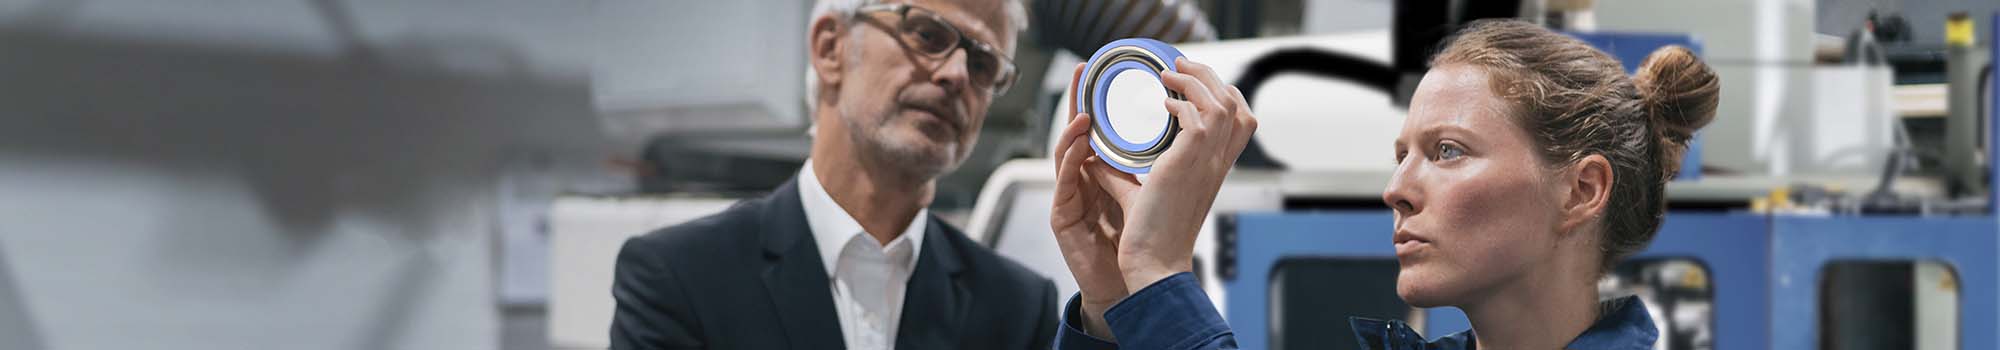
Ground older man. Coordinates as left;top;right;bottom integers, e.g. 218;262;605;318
609;0;1055;349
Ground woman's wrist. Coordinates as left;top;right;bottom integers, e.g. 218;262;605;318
1118;254;1192;295
1079;299;1118;341
1116;224;1197;292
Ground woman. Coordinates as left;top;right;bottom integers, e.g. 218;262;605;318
1047;19;1720;349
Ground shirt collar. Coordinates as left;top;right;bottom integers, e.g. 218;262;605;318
797;159;928;277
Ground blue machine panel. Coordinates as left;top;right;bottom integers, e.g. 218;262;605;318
1769;217;1998;349
1631;213;1771;349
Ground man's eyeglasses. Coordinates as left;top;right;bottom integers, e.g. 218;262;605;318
853;3;1019;97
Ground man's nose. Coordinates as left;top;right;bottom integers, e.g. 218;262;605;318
928;48;971;94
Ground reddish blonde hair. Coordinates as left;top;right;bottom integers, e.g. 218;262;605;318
1431;19;1720;271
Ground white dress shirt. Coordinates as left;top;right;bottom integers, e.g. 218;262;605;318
797;160;927;350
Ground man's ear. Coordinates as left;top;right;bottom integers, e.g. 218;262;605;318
808;14;846;91
1559;154;1613;236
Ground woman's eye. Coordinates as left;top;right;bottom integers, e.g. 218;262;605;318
1436;143;1465;161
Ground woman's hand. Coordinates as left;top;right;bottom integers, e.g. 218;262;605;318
1110;57;1257;292
1049;57;1258;338
1050;63;1138;340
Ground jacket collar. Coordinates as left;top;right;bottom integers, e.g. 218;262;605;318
796;160;928;277
756;178;845;349
894;215;970;348
757;177;971;349
1561;296;1659;350
1350;296;1659;350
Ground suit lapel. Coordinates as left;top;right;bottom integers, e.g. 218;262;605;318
896;216;969;349
757;179;846;349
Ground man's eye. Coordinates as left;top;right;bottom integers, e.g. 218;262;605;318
904;20;955;52
1436;143;1464;160
968;55;994;74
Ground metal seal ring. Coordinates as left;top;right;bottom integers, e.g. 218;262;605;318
1077;38;1185;174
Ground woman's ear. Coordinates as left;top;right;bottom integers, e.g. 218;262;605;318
1559;154;1613;236
808;14;846;91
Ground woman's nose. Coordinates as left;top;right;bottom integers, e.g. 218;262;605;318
1382;160;1421;215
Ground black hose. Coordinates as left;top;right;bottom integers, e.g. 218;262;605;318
1230;48;1402;170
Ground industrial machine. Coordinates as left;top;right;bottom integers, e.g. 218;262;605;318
967;9;2000;350
542;3;1997;349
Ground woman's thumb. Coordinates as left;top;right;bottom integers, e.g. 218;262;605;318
1084;159;1143;208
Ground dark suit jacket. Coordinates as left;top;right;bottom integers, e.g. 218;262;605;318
610;179;1059;349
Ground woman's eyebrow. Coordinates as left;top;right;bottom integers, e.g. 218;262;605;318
1395;118;1482;150
1426;122;1480;140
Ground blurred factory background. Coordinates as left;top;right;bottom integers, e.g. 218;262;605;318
0;0;1994;349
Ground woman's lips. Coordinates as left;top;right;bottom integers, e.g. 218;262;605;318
1393;231;1432;257
1394;239;1431;256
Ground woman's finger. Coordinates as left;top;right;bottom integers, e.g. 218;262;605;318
1176;57;1236;113
1225;84;1249;113
1158;71;1224;116
1059;130;1095;181
1227;85;1258;151
1053;136;1102;225
1233;111;1259;150
1163;98;1203;138
1054;118;1096;202
1084;158;1142;208
1069;63;1086;116
1053;113;1090;171
1057;62;1086;164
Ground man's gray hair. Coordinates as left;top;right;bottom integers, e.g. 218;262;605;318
803;0;1028;121
810;0;1028;34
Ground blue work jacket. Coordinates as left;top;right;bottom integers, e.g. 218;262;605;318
1054;272;1659;350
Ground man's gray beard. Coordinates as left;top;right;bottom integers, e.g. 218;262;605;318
853;124;963;180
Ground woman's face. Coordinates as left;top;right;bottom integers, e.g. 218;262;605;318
1383;65;1569;307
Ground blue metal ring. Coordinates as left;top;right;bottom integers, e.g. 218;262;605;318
1077;38;1184;174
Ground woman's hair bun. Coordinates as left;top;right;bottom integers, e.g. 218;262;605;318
1632;45;1719;177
